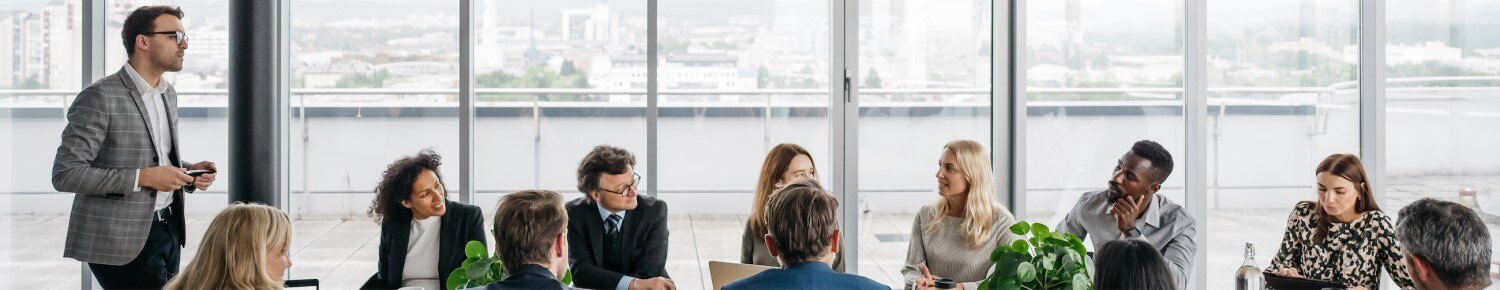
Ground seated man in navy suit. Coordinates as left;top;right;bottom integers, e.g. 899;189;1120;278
724;180;890;290
475;189;575;290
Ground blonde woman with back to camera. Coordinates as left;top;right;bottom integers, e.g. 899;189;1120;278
903;140;1022;290
164;202;292;290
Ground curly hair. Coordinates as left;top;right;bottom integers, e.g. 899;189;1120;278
370;149;447;224
576;145;636;201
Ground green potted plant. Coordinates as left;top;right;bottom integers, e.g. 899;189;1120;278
445;240;573;290
977;221;1093;290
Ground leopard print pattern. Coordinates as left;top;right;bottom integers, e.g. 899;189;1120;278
1265;201;1415;289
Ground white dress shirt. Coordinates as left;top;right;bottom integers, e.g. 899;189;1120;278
123;63;174;211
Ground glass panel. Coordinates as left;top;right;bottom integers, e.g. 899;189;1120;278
1023;0;1187;255
1386;0;1500;286
289;0;459;286
2;0;83;288
857;0;993;287
1204;0;1360;288
656;1;832;288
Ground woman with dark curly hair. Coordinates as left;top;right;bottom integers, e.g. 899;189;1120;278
360;150;486;290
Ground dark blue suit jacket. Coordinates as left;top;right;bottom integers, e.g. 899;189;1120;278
474;264;573;290
723;261;891;290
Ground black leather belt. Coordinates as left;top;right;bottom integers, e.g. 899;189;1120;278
154;207;172;222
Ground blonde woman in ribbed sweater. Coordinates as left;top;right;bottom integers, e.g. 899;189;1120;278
902;140;1021;290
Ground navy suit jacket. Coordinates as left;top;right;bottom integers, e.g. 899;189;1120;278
723;261;891;290
473;264;574;290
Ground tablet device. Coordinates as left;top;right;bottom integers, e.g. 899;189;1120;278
1264;271;1346;290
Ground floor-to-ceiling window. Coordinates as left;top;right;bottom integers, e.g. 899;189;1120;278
2;0;83;288
1023;0;1187;238
1203;0;1362;288
287;0;460;285
855;0;993;286
656;0;833;288
1385;0;1500;284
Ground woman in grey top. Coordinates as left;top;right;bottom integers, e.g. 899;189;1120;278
903;140;1021;290
741;143;845;271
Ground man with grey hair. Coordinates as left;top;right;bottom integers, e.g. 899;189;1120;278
1396;198;1493;290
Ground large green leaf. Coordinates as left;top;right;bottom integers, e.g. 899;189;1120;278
466;258;492;280
1010;222;1031;235
465;240;487;259
1071;273;1092;290
1011;240;1030;254
1030;223;1051;237
1016;261;1037;283
445;270;468;290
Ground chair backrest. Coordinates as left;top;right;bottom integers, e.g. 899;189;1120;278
708;260;776;290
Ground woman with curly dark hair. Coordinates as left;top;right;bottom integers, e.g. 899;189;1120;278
360;150;486;290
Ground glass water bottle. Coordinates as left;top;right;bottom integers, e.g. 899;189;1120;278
1235;243;1266;290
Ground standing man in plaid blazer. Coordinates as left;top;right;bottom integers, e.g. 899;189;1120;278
51;6;218;289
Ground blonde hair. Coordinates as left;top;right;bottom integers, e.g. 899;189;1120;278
927;140;1005;249
165;203;292;290
749;143;815;238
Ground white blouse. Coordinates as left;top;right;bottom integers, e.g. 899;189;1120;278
402;216;442;290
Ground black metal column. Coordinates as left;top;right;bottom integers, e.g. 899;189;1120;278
228;0;282;206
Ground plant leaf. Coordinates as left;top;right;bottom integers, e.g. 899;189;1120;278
1010;222;1031;235
1016;261;1037;283
466;258;492;280
445;269;467;290
1071;272;1092;290
1011;239;1030;254
1030;223;1051;237
465;240;487;259
1041;254;1057;271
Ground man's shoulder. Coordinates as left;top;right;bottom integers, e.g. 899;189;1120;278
564;197;590;210
727;269;889;290
1155;197;1196;228
634;194;666;212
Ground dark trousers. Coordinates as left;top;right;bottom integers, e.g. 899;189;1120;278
88;208;180;290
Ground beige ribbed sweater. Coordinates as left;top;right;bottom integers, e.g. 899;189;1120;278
902;204;1021;290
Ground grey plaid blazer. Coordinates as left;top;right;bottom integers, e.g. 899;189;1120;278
52;67;193;266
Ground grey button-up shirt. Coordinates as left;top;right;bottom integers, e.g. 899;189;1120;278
1057;190;1197;289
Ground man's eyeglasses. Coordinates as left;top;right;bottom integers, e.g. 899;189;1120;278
598;173;642;195
144;31;188;45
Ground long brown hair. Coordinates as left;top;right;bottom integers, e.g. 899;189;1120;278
749;143;816;238
1312;153;1380;243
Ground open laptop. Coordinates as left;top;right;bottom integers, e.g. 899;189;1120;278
708;261;777;290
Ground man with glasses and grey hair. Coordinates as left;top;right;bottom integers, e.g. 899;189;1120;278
1396;198;1493;290
52;6;218;289
566;145;675;290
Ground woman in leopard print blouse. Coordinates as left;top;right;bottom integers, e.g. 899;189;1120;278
1264;154;1414;290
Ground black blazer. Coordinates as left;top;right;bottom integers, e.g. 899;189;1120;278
361;201;487;290
475;264;574;290
565;195;671;290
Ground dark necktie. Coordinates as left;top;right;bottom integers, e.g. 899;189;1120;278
605;214;622;238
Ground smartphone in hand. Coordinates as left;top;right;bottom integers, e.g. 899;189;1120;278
186;169;216;177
